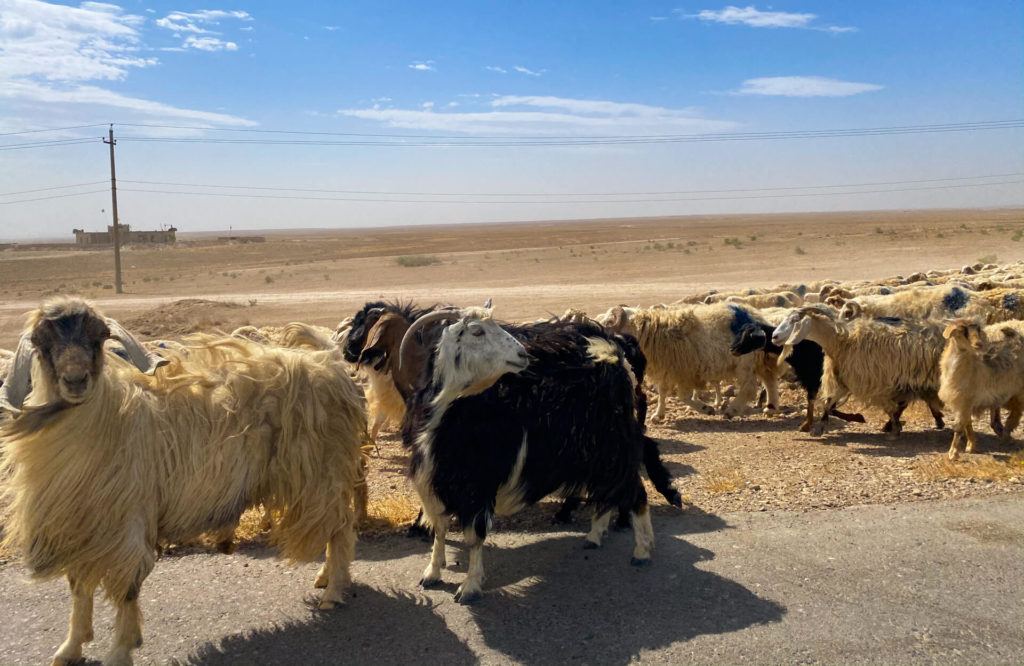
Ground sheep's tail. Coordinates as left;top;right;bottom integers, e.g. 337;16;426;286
642;435;682;507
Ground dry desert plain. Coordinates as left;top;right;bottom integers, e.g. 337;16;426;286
1;207;1023;529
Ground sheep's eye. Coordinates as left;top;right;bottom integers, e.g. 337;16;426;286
470;325;485;337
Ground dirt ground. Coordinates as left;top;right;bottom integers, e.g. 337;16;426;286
1;207;1023;538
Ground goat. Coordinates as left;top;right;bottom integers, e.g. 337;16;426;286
355;306;680;531
939;319;1024;459
599;303;779;420
402;310;658;603
0;297;367;666
772;306;946;437
730;322;865;432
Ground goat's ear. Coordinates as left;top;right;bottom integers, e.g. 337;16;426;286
483;298;493;309
0;332;35;412
105;318;168;375
1000;326;1018;339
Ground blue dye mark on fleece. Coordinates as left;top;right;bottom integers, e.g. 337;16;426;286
942;286;970;313
1004;291;1020;312
728;305;757;336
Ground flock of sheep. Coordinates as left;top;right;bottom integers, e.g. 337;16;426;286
0;259;1022;666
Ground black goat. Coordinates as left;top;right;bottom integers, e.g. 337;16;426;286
730;321;866;431
404;317;663;603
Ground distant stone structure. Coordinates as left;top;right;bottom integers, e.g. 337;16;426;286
73;225;176;245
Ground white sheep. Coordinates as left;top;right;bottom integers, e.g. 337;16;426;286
599;302;779;419
772;306;946;437
0;297;367;666
939;319;1024;459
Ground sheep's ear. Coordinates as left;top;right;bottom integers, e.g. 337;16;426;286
0;332;35;412
483;298;493;309
1000;327;1019;339
105;318;168;375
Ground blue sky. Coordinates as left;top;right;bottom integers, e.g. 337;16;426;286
1;1;1022;240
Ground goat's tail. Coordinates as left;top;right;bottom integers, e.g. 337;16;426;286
642;435;682;507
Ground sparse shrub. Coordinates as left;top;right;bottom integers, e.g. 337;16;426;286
264;275;274;284
795;246;806;255
875;226;884;234
143;276;152;283
686;240;698;246
102;284;113;290
1012;229;1023;242
396;254;441;267
92;281;102;287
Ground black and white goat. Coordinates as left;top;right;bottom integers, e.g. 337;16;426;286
730;321;866;432
401;310;660;603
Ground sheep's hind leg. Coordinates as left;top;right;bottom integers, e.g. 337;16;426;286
455;513;489;604
104;590;144;666
317;525;356;609
948;419;967;460
1000;398;1022;441
963;419;979;454
990;408;1005;437
799;393;815;432
629;483;654;566
51;576;95;666
681;391;715;416
419;511;448;587
584;509;613;549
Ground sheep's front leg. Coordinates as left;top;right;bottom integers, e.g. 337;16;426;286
990;408;1005;437
104;593;143;666
317;525;356;609
761;377;781;415
810;398;834;437
799;392;816;432
722;378;759;419
454;519;488;604
963;419;978;454
419;512;448;587
584;509;613;548
652;386;669;421
51;576;95;666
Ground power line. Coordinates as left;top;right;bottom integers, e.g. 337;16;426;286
114;119;1024;147
0;181;109;197
0;123;107;137
0;189;110;205
117;172;1023;198
113;178;1022;205
0;138;102;151
115;119;1024;141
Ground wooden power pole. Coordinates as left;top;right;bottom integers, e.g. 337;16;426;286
103;124;123;294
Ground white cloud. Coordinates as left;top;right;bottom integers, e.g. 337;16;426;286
183;36;238;51
409;61;435;71
484;65;507;74
732;76;882;97
513;65;544;77
338;95;737;135
422;101;434;109
155;9;252;34
682;5;855;32
0;1;253;125
0;79;255;125
323;25;339;31
649;16;667;21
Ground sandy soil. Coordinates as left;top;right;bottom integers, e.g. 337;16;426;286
1;207;1023;534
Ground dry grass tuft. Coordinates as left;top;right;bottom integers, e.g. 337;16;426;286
915;448;1024;483
703;469;748;494
361;495;422;537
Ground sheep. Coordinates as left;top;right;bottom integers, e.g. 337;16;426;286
837;285;1024;325
723;291;803;309
730;321;865;431
401;309;659;603
771;306;946;437
939;319;1024;459
0;297;367;666
598;303;780;419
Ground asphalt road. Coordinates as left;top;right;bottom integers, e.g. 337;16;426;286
1;494;1021;666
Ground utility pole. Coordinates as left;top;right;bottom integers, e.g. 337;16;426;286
103;124;123;294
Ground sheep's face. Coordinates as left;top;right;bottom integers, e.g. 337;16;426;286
597;306;635;335
772;310;812;347
31;309;110;404
434;318;528;397
730;323;766;356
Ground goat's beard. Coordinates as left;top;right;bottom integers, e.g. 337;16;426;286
7;400;74;435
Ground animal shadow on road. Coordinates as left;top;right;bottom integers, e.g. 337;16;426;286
177;585;476;666
464;512;786;666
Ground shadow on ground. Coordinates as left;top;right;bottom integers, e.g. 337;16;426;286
177;585;476;666
463;517;785;666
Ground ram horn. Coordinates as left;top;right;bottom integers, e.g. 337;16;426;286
105;318;169;375
398;309;463;373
